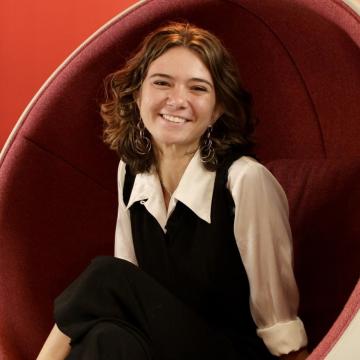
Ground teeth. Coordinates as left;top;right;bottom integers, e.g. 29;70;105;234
162;114;187;123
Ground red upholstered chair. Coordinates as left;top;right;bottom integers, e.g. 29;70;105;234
1;0;359;358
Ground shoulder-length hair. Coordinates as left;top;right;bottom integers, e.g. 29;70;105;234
100;22;257;173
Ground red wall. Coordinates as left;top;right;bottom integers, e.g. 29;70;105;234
0;0;138;150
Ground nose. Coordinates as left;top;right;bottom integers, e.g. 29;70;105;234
166;86;187;109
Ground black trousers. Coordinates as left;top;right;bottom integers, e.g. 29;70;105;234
55;256;275;360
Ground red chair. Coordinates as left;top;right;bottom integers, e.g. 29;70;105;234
1;0;359;358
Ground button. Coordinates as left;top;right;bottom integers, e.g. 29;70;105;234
140;200;146;205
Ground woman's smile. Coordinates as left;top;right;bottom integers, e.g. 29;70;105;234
136;46;221;153
160;113;190;124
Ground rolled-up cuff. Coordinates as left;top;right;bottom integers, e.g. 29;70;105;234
257;317;308;356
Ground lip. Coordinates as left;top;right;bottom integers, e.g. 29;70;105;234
160;113;192;124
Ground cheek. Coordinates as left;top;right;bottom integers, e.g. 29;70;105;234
138;100;152;123
139;93;163;115
198;101;217;125
197;94;217;113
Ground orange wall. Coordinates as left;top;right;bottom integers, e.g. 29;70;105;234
0;0;138;150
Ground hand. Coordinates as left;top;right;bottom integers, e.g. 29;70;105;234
280;348;309;360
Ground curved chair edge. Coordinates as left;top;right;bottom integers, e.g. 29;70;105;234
341;0;360;17
0;0;147;167
308;279;360;359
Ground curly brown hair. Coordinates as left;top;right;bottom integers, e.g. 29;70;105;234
100;22;256;173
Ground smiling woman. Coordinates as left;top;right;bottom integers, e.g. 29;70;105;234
38;22;308;360
136;47;220;160
100;22;256;174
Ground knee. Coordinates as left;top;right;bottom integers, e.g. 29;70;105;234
83;322;151;359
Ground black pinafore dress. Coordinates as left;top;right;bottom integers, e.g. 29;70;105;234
54;158;275;360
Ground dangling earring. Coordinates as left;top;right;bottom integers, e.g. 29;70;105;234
200;125;216;164
134;118;151;155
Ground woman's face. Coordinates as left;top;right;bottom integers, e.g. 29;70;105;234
136;46;221;154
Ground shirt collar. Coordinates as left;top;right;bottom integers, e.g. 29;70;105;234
126;150;215;225
173;150;215;223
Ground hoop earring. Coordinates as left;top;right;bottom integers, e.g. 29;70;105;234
134;118;151;155
200;126;216;165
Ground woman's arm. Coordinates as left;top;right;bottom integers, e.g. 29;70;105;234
228;157;308;356
36;324;71;360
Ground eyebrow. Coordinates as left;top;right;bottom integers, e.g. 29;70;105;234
149;73;214;88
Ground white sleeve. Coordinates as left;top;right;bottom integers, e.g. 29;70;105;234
114;161;138;265
227;158;307;356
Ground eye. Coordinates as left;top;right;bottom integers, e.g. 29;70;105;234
153;80;170;87
191;85;208;92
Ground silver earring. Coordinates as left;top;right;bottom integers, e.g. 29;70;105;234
134;118;151;155
200;126;216;164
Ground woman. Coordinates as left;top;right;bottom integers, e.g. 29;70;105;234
38;22;308;359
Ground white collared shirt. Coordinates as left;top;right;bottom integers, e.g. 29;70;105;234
114;150;308;356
